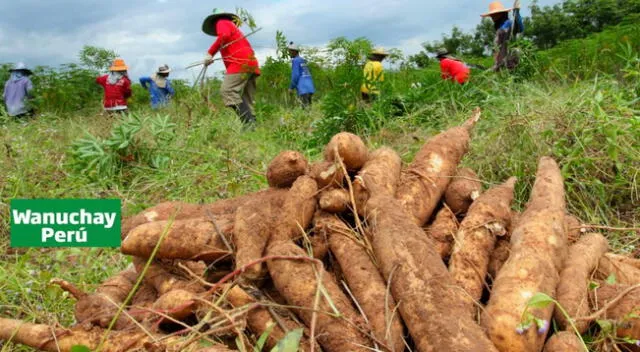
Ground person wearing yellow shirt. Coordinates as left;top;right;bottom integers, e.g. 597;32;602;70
361;47;388;102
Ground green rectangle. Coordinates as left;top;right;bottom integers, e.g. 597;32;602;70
10;199;121;248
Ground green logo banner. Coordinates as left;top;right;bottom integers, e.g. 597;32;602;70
10;199;121;248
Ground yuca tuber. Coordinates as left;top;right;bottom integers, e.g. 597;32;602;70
482;157;567;352
555;233;609;333
308;232;329;260
605;253;640;270
0;317;183;352
122;218;232;261
266;241;372;352
424;206;458;258
131;281;158;306
233;190;288;281
224;285;318;351
133;257;205;295
317;212;405;352
505;210;522;240
270;175;318;243
564;214;583;244
121;190;281;238
121;201;203;239
318;188;350;213
323;132;369;171
542;332;585;352
590;284;640;339
309;161;345;189
151;289;199;321
71;266;138;329
352;147;402;211
395;109;480;226
266;150;309;188
444;167;482;214
364;195;497;352
488;238;511;280
449;177;516;316
597;253;640;285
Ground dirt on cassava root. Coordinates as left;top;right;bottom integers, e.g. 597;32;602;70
395;108;480;226
482;157;567;352
555;233;609;333
444;167;482;214
448;177;516;317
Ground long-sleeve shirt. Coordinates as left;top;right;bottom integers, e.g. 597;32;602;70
494;11;525;71
139;76;175;108
207;19;260;75
96;75;132;110
3;76;33;116
360;60;384;94
289;56;315;95
440;58;470;84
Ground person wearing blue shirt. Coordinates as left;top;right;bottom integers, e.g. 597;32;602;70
481;1;525;71
287;43;316;108
139;65;175;109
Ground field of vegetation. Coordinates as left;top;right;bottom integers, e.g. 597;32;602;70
1;1;639;351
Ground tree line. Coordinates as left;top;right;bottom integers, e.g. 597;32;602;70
407;0;640;67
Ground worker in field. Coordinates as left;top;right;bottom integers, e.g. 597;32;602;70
482;0;524;71
202;8;260;125
436;48;470;84
96;58;132;113
288;42;316;108
361;47;388;102
2;62;34;118
140;65;175;109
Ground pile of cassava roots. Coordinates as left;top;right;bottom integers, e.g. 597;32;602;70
2;108;640;352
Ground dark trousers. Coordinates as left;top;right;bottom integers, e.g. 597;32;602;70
361;92;378;102
299;93;313;108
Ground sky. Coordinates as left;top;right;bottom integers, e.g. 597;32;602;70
0;0;562;81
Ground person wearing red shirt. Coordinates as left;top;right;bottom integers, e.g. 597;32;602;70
436;48;470;85
96;58;132;113
202;9;260;125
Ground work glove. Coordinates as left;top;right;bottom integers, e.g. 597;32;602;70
204;54;214;67
513;0;521;9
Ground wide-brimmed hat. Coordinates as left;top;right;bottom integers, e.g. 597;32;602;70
202;8;240;36
157;64;171;74
10;62;33;75
481;1;512;17
435;48;449;58
109;58;129;72
287;42;301;52
369;47;389;58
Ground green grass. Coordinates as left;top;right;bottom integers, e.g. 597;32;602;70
1;27;639;352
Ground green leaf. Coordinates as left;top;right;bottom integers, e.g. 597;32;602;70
588;281;600;290
254;322;276;351
606;274;617;285
527;292;555;309
70;345;92;352
596;319;613;333
270;328;303;352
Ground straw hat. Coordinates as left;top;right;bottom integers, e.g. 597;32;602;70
287;42;301;52
10;62;32;75
369;47;389;59
157;64;171;74
481;1;512;17
435;48;449;58
109;58;129;72
202;8;240;36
